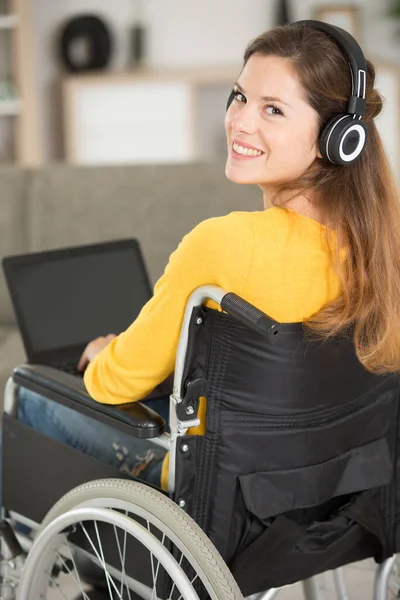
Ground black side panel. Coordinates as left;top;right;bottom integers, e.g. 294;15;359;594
2;414;135;523
2;415;173;592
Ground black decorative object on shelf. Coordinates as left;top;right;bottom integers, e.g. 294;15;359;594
130;23;146;67
59;14;113;73
129;0;147;68
276;0;292;26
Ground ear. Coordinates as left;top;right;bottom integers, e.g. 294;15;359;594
316;139;323;159
313;136;323;160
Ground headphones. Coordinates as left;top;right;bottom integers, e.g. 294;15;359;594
227;20;368;166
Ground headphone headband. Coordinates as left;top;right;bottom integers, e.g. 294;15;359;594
292;20;366;118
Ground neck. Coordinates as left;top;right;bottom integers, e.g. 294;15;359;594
262;188;324;225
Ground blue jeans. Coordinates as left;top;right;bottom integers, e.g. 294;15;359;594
17;387;169;487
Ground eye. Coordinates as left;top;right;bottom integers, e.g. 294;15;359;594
265;104;283;116
232;89;246;104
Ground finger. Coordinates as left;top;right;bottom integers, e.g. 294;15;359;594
77;350;89;372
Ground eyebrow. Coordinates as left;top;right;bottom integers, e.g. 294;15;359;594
234;82;292;107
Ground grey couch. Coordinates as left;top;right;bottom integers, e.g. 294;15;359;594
0;161;261;392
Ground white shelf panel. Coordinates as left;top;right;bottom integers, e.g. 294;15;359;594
69;81;193;164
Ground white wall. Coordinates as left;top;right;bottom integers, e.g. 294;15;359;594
291;0;399;60
31;0;400;162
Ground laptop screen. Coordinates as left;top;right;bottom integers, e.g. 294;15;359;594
3;240;153;363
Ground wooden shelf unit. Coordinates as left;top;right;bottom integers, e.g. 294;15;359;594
62;66;240;165
0;0;43;165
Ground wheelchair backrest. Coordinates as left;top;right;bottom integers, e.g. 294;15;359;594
175;307;400;596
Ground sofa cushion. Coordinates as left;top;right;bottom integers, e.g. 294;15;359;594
0;325;25;396
0;167;29;324
27;162;261;284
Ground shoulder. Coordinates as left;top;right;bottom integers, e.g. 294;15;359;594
195;208;295;241
183;208;315;248
250;207;322;239
183;210;305;253
187;211;257;244
170;212;257;271
162;212;258;284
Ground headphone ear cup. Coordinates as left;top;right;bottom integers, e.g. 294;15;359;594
319;115;339;161
319;114;367;165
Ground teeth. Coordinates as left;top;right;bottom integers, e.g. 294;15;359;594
233;142;263;156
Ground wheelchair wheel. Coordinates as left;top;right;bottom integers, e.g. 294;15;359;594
17;478;243;600
387;555;400;599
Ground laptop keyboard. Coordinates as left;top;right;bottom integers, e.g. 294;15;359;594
58;360;81;376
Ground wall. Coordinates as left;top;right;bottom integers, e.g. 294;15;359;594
292;0;399;60
31;0;400;162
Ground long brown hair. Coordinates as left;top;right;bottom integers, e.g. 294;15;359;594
244;24;400;373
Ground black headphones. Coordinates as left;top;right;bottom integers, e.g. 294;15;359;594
227;20;367;166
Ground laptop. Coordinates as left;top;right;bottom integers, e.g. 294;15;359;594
2;239;153;376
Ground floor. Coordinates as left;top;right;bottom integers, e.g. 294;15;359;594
46;558;392;600
279;560;377;600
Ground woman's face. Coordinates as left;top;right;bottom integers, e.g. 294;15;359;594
225;54;322;193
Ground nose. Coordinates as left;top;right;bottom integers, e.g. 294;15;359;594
230;103;259;135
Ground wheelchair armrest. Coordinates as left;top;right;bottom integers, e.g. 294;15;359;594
12;364;166;439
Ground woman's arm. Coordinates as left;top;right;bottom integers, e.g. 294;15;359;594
84;213;252;405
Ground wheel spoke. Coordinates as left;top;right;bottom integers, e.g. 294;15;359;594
54;550;91;600
60;540;93;599
113;523;132;600
44;569;75;600
147;522;165;600
167;549;186;600
79;521;122;599
93;520;116;599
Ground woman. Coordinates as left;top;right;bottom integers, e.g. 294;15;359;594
20;22;400;491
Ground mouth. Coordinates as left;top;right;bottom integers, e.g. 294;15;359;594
231;140;265;159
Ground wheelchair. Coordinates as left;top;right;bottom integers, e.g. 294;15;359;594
1;284;400;600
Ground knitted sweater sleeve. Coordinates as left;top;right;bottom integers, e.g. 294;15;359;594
84;213;252;404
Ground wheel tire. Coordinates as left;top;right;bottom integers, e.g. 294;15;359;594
37;478;243;600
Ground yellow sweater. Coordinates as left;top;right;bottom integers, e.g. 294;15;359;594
84;208;340;488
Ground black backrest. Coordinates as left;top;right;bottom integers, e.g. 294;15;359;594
175;307;400;595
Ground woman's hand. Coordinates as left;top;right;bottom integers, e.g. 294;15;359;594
77;334;117;372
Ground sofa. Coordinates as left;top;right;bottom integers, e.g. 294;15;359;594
0;161;261;392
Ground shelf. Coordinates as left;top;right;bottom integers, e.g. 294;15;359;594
62;71;234;165
63;65;241;86
0;14;18;29
0;1;43;163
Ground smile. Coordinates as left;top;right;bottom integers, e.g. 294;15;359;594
232;142;264;158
